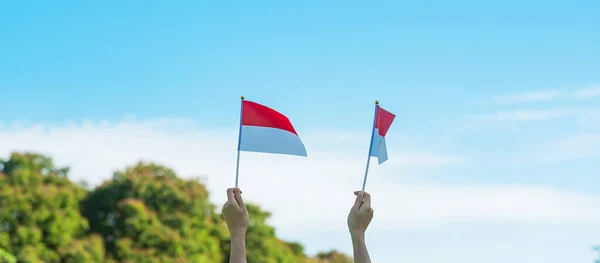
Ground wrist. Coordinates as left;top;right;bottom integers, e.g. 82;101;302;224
230;229;247;241
230;234;245;251
231;236;245;246
350;231;365;242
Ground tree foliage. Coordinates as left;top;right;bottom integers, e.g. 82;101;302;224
0;152;351;263
312;250;353;263
82;162;226;263
244;204;306;263
0;153;104;263
0;248;16;263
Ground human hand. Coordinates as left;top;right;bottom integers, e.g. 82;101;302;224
222;188;249;238
347;191;373;238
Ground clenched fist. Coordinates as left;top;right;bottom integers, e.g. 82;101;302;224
347;191;373;238
222;188;249;238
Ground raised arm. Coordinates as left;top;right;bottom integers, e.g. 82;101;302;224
347;191;373;263
222;188;249;263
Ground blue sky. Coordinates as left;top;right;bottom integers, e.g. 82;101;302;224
1;1;600;262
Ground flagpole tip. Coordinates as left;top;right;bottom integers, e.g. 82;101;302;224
375;100;379;105
240;96;245;100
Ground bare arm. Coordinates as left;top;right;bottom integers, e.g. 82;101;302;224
229;232;247;263
222;188;249;263
348;191;373;263
351;233;371;263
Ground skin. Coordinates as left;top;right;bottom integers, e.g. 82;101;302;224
222;188;249;263
221;188;375;263
347;191;373;263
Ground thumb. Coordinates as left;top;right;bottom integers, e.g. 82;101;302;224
226;188;235;202
234;188;245;207
352;191;364;210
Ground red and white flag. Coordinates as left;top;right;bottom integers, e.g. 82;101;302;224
361;101;396;191
238;99;307;156
369;105;395;164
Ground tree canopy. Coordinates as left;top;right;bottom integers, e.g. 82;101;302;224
0;153;104;263
0;152;351;263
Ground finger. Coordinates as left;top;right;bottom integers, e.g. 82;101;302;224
234;188;245;207
226;188;235;202
222;200;235;209
362;192;371;208
352;191;364;209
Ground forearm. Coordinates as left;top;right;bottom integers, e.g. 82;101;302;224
351;233;371;263
229;234;247;263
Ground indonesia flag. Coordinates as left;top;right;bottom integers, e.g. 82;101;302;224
237;99;307;157
369;104;395;164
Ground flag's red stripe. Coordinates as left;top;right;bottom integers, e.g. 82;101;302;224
241;100;298;135
375;106;395;137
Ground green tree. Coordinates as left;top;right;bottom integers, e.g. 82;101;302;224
312;250;353;263
82;162;227;263
241;204;307;263
0;248;16;263
0;152;104;263
1;152;351;263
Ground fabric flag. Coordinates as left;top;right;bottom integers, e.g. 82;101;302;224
238;100;307;157
369;105;395;164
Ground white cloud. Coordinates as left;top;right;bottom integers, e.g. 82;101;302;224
572;86;600;100
389;152;466;167
482;85;600;122
539;133;600;161
480;107;581;121
365;223;600;263
1;118;600;237
493;85;600;105
578;110;600;130
494;90;565;104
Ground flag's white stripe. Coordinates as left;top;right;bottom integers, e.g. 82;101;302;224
369;128;388;164
239;126;307;156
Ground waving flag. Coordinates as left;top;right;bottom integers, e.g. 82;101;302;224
234;97;306;187
238;99;307;156
361;101;396;191
369;105;395;164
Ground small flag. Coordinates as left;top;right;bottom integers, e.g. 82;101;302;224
234;97;306;187
369;105;395;164
238;99;307;156
361;101;396;191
